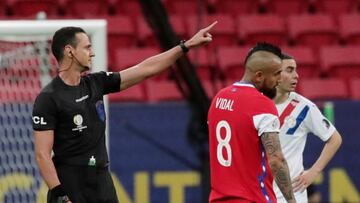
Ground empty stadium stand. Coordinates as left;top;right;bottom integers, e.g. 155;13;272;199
1;0;360;101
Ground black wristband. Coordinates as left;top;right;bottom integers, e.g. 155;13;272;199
58;195;70;203
51;185;66;197
179;40;189;53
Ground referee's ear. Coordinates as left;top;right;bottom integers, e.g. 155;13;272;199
65;45;73;58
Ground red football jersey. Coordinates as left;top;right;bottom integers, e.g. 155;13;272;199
208;83;280;203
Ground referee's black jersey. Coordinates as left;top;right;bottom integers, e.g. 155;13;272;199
32;71;120;167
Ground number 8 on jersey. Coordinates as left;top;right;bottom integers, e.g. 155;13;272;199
216;120;232;167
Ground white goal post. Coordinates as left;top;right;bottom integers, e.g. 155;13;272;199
0;20;108;203
0;19;107;73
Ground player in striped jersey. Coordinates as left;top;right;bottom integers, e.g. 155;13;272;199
273;54;342;203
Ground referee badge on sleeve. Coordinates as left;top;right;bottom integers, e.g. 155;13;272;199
96;100;106;122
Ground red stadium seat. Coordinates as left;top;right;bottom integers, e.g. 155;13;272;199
298;78;348;100
189;48;215;80
136;17;159;47
186;14;237;47
282;46;320;78
267;0;309;16
0;1;8;17
108;84;145;102
210;0;258;16
349;78;360;100
163;0;200;16
135;15;186;47
288;14;338;49
313;0;356;16
216;46;250;80
237;14;287;46
110;0;142;17
200;80;218;98
169;15;187;39
339;14;360;45
106;15;136;47
106;15;137;66
61;0;108;17
9;0;58;17
113;47;160;72
320;46;360;79
145;80;183;102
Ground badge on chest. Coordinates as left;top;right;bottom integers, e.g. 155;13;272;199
72;114;87;132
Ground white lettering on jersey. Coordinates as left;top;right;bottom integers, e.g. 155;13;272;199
75;95;89;102
215;98;234;111
32;116;47;125
106;72;113;76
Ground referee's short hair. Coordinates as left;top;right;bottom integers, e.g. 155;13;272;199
52;27;86;62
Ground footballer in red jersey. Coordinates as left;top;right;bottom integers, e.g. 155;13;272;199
208;43;296;203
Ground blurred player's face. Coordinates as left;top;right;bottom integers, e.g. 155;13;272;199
278;59;299;93
72;33;95;72
258;59;282;99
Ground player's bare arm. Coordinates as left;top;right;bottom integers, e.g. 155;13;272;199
261;132;296;203
33;130;61;189
293;131;342;192
119;21;217;91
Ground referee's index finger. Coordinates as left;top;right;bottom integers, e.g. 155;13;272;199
203;21;218;31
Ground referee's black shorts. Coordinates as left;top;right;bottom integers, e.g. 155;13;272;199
47;164;119;203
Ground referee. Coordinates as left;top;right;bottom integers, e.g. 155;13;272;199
32;22;216;203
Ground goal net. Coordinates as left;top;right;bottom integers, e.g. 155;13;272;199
0;20;107;203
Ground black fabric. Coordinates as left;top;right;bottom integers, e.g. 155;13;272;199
50;185;66;197
47;164;118;203
32;71;121;167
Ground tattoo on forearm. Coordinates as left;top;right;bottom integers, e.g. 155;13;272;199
261;132;295;201
261;132;281;155
271;162;294;200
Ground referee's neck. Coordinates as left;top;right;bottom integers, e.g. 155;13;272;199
59;70;81;86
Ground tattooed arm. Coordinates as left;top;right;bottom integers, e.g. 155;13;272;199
261;132;296;203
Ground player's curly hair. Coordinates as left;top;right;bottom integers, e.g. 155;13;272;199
244;42;283;65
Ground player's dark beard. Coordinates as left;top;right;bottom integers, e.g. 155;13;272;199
260;86;277;99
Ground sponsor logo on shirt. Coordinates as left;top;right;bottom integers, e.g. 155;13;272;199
32;116;47;125
75;95;89;102
72;114;87;132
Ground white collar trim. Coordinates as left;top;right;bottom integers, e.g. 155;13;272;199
233;82;255;88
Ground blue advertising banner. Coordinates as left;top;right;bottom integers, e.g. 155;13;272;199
0;100;358;202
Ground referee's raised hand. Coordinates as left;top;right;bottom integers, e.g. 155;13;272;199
184;21;217;50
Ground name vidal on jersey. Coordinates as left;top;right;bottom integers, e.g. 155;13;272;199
215;98;234;111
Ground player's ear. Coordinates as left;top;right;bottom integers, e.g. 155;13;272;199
254;71;264;83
